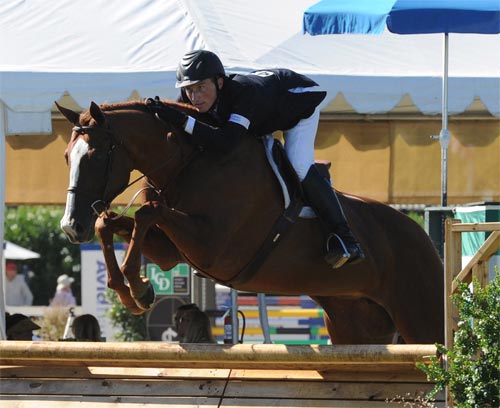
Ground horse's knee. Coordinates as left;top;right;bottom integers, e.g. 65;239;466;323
95;215;116;239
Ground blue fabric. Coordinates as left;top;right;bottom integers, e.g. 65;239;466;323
303;0;500;35
303;0;395;35
389;0;500;34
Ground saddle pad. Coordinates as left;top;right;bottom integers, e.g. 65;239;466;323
262;136;316;219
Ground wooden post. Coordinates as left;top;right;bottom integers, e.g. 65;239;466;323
444;219;461;351
444;221;500;408
444;218;461;408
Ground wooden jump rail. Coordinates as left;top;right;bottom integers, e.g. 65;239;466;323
0;341;435;369
1;343;443;407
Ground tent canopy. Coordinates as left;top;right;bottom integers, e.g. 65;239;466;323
3;241;40;260
0;0;499;134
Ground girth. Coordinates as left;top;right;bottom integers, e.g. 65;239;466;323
222;138;304;287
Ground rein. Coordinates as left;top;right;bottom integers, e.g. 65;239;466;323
71;119;203;220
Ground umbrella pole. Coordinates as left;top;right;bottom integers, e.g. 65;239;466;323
440;33;452;408
440;33;450;207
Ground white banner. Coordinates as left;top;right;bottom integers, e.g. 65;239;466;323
81;243;126;341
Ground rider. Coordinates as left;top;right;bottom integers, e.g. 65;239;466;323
154;49;364;268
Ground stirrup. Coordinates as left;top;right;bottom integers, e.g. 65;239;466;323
325;234;350;269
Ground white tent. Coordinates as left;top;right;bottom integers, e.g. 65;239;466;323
3;241;40;261
1;0;499;135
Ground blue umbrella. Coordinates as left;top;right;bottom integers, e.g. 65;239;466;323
303;0;500;206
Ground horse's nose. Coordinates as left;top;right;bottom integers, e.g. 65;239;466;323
60;218;86;243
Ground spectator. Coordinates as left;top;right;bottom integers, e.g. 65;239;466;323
72;314;102;342
50;274;76;307
174;303;199;328
6;312;40;340
5;262;33;306
175;304;216;343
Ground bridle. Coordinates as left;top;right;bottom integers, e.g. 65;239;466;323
70;116;202;220
70;124;131;218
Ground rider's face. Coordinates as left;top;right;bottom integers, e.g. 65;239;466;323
184;78;222;113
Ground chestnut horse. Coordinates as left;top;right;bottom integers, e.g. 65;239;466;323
57;100;444;344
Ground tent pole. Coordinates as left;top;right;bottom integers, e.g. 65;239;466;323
0;102;7;340
440;33;450;207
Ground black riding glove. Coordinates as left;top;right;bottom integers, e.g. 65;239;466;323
146;97;187;128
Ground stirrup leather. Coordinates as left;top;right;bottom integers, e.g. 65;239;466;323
325;234;350;269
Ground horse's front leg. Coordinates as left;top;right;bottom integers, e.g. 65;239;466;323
95;214;145;315
120;202;164;311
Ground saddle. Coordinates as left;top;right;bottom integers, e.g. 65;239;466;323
265;136;331;213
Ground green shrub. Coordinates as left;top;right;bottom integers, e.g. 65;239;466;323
107;289;147;341
39;306;71;341
4;206;81;305
417;273;500;407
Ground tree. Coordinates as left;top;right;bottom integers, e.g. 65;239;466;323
4;206;81;305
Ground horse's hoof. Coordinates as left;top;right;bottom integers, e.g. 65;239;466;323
133;282;156;311
119;298;147;315
128;305;147;316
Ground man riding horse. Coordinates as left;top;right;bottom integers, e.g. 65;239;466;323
154;50;364;269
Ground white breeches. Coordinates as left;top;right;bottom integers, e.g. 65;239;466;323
283;105;320;181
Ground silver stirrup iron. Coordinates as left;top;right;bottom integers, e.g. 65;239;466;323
327;234;350;268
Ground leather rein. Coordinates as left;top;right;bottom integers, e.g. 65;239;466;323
71;115;202;220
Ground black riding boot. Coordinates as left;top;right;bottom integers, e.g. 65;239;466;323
302;165;365;269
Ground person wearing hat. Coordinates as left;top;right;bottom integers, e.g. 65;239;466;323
4;262;33;306
6;312;40;340
49;274;76;307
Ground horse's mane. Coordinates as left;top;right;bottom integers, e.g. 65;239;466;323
80;99;198;123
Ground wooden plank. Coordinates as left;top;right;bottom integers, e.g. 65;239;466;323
1;376;441;401
232;366;428;382
474;261;490;289
445;219;461;351
0;342;437;370
0;396;436;408
0;396;220;408
0;365;231;380
1;364;429;383
223;379;439;401
452;230;500;292
449;222;500;233
0;377;225;397
219;399;445;408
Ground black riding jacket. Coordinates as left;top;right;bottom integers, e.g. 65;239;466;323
180;69;326;153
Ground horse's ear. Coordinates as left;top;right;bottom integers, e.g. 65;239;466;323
55;101;80;125
89;101;106;125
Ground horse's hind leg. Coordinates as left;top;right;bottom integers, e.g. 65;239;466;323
312;296;397;344
95;214;144;315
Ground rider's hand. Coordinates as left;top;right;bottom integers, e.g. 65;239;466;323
147;97;187;128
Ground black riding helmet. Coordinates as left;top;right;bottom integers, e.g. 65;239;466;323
175;50;226;88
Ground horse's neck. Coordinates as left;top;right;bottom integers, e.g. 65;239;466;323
174;136;280;216
114;110;191;189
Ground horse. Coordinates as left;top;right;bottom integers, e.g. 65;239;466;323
56;100;444;344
